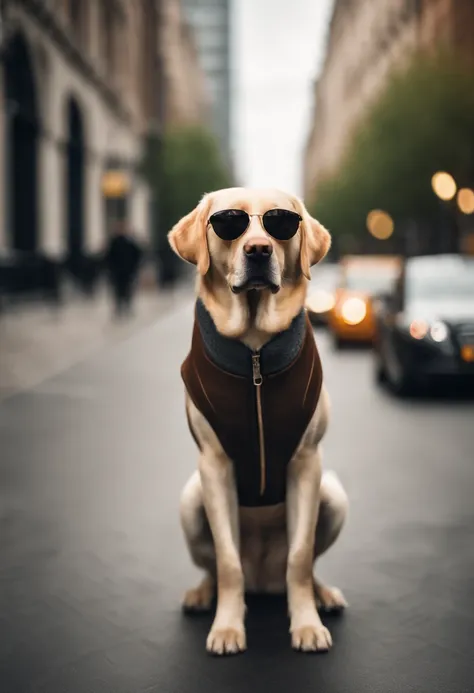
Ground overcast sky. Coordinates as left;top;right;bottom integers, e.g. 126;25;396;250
231;0;334;197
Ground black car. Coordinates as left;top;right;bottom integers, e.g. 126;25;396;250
373;254;474;394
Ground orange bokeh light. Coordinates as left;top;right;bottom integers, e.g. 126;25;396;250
431;172;457;201
457;188;474;215
367;210;394;240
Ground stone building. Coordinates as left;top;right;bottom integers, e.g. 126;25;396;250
160;0;209;128
303;0;474;201
0;0;160;279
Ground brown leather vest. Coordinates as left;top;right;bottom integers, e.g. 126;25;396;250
181;303;323;507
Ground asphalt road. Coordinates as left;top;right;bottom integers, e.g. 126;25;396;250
1;299;474;693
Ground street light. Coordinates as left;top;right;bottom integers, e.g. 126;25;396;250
367;209;394;240
101;170;129;198
457;188;474;215
431;171;457;201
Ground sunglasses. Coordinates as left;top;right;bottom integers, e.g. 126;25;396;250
208;208;302;242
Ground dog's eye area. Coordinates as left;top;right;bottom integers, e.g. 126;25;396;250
208;210;250;241
263;210;301;240
208;209;301;241
264;209;300;220
211;210;247;219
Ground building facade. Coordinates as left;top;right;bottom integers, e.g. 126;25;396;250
180;0;232;167
160;0;209;128
303;0;474;201
0;0;160;273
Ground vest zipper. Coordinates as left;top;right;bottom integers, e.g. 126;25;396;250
252;352;266;496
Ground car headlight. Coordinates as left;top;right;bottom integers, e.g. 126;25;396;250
306;289;335;314
430;321;449;343
408;319;448;341
403;318;453;352
340;297;367;325
409;319;429;340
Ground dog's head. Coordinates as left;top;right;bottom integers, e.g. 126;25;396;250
168;188;331;293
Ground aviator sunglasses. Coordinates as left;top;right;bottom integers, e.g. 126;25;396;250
208;208;302;242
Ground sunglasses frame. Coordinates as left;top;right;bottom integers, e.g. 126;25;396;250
207;208;302;241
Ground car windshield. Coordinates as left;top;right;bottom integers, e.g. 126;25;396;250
406;257;474;299
343;266;399;294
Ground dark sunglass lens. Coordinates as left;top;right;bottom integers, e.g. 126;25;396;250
210;210;249;240
263;210;300;240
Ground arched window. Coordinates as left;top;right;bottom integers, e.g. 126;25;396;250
4;32;40;252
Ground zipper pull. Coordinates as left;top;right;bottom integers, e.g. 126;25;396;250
252;353;263;386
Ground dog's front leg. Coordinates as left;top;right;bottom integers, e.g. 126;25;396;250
199;450;246;655
286;446;332;652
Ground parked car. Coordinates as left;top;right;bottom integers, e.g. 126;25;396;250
328;255;402;348
305;262;340;326
373;254;474;395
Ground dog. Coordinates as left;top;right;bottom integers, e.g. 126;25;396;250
168;187;348;655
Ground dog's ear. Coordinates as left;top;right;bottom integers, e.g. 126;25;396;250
168;197;210;276
298;204;331;280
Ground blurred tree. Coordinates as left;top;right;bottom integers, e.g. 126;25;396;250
310;51;474;254
141;126;232;285
160;126;232;235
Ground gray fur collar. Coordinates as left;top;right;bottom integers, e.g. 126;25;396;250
195;299;306;377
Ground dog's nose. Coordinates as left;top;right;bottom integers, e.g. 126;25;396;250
244;237;273;259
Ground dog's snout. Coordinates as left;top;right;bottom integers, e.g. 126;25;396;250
244;237;273;259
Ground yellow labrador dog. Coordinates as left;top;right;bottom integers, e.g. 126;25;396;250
169;187;348;656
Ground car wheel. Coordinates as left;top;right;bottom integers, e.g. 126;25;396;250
386;359;417;396
390;372;414;396
374;351;388;385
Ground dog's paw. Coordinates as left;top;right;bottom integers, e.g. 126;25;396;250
314;582;348;612
206;624;246;655
182;579;214;614
291;623;332;652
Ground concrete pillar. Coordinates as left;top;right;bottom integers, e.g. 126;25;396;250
0;70;5;251
39;52;65;260
40;135;65;258
131;180;151;244
85;151;105;254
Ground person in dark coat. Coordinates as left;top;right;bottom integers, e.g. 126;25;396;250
105;223;143;317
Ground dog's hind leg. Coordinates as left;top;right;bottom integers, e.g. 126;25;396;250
313;470;349;611
180;470;216;613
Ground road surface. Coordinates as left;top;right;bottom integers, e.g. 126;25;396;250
1;299;474;693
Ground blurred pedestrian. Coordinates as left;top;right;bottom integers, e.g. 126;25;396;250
105;222;143;318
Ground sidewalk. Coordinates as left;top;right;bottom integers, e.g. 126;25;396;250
0;283;192;401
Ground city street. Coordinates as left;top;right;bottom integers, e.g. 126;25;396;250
0;283;191;401
1;298;474;693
